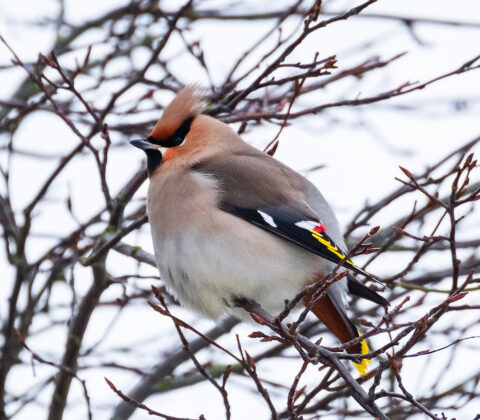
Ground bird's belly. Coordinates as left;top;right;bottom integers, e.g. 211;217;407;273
151;213;332;320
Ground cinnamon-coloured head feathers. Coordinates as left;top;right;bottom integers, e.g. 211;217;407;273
150;86;204;141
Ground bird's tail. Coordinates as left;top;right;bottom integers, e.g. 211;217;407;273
304;292;370;375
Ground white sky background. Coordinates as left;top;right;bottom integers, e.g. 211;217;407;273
1;0;480;419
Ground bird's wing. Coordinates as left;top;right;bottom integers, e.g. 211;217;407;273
192;152;371;278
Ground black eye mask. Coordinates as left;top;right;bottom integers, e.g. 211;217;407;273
130;116;195;175
148;116;194;148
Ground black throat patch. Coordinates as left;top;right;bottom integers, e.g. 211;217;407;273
146;149;162;175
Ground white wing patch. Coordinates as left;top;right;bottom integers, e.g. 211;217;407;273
295;220;318;230
257;210;277;227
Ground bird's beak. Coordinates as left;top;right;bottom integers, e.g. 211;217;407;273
129;138;156;150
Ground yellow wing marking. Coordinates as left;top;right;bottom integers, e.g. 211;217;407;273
311;232;355;266
311;231;369;277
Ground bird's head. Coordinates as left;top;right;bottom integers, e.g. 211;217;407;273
130;86;206;174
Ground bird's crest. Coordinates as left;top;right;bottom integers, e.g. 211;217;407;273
150;86;204;140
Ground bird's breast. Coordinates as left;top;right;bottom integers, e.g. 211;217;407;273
146;169;336;320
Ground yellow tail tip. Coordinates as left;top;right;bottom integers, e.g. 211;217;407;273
352;334;371;375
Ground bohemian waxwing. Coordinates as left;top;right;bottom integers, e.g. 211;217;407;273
130;86;388;374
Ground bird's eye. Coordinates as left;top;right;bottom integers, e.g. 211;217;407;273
158;116;194;148
171;135;186;147
170;117;193;146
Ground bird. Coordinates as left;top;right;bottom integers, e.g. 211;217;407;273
130;86;388;375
